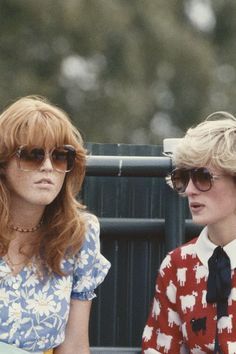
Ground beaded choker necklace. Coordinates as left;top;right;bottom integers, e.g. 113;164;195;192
9;220;43;233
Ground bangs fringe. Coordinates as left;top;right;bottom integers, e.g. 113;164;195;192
0;96;84;154
8;111;82;149
174;119;236;174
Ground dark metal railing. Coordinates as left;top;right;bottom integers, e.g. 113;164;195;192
85;155;200;251
86;155;171;177
99;217;201;240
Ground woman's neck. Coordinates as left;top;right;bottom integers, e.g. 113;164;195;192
9;206;45;231
208;221;236;246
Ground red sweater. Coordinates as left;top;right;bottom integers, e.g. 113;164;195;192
142;227;236;353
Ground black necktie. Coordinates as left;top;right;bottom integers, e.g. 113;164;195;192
206;245;231;319
206;246;231;354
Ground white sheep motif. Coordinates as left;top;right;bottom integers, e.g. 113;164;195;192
156;330;173;353
218;315;233;333
177;267;187;286
228;287;236;306
159;255;171;277
201;290;207;308
142;325;153;342
193;262;208;284
167;308;181;328
180;244;196;259
180;291;198;313
166;280;177;304
227;341;236;353
151;298;161;320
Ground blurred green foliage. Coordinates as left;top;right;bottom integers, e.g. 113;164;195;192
0;0;235;144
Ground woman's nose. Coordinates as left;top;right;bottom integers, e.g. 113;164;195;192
40;153;54;172
185;177;199;195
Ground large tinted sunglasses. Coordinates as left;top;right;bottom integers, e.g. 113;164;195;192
15;145;76;173
170;167;223;193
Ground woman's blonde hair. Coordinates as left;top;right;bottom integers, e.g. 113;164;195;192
173;111;236;175
0;95;87;274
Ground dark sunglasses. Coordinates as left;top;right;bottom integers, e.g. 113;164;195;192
15;145;76;173
170;167;223;193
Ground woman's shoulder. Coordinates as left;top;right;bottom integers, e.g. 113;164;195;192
74;212;101;254
83;212;99;228
82;212;100;240
161;237;199;267
172;237;199;258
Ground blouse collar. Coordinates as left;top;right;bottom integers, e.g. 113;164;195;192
195;226;236;269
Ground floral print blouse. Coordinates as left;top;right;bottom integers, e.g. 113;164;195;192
0;214;111;352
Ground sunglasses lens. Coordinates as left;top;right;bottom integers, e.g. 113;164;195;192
52;146;76;172
192;168;212;192
18;147;45;171
17;145;76;172
171;167;213;193
171;169;190;193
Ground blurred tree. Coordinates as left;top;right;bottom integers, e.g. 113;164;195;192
0;0;235;144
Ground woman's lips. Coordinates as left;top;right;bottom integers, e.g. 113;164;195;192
35;178;53;185
189;202;205;212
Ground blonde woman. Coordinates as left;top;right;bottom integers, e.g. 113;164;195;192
142;112;236;353
0;96;110;353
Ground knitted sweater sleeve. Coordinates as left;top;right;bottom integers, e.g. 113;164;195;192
142;252;188;354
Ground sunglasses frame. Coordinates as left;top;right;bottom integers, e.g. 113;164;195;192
170;167;223;193
15;144;76;173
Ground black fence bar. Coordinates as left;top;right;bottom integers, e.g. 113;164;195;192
86;155;171;177
99;217;202;240
164;183;186;251
99;218;164;238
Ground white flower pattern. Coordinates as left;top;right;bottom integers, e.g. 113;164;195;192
54;277;72;301
8;303;22;322
0;288;9;306
77;250;89;269
26;291;57;317
0;214;111;352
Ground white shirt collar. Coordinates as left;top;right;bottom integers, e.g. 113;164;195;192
195;226;236;269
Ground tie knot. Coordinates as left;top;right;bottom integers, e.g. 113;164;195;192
209;246;231;269
215;245;226;257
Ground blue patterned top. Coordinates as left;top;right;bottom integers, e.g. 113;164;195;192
0;214;111;352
